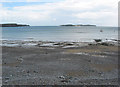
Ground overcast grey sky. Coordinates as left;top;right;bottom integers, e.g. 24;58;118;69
0;0;119;26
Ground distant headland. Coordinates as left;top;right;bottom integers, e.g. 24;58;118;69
60;24;96;26
0;23;30;27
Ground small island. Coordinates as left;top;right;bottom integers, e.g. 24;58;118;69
0;23;30;27
60;24;96;27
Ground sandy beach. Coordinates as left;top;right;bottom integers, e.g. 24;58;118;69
2;40;119;85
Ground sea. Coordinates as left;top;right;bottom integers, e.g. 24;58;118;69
1;26;118;42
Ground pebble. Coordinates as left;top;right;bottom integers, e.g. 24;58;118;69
27;71;30;73
61;79;69;83
4;80;8;83
33;71;38;73
5;77;9;80
58;76;65;79
10;75;12;77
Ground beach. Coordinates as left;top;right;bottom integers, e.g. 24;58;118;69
1;0;119;85
2;40;119;85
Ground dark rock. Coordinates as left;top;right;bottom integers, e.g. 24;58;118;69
33;71;38;73
66;43;74;45
88;44;92;46
58;76;65;79
27;71;30;73
89;70;95;72
5;77;9;80
54;43;62;45
100;42;109;46
94;39;102;42
60;79;69;83
88;60;91;62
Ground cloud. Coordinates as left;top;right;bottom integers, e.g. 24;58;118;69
1;0;119;26
72;11;117;26
73;11;117;19
0;0;41;2
0;0;26;2
0;0;60;2
0;4;3;21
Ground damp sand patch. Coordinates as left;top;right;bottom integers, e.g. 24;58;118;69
90;64;118;72
65;45;118;54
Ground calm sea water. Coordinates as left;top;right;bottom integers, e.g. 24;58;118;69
2;26;118;42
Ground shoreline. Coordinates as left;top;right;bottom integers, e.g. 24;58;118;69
1;39;119;48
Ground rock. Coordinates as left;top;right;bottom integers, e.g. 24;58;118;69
5;77;9;80
89;70;95;72
88;44;92;46
33;71;38;73
100;30;103;32
54;43;62;45
58;76;65;79
94;39;102;42
10;75;12;77
59;75;72;83
27;71;30;73
100;42;109;46
66;43;74;45
88;60;91;62
4;80;8;83
60;79;69;83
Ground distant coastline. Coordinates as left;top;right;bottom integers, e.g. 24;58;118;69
60;24;96;26
0;23;30;27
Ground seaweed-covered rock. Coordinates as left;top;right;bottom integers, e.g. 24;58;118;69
100;42;109;46
94;39;102;42
65;43;74;45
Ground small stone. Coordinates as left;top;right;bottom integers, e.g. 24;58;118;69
33;71;38;73
89;70;95;72
88;60;91;62
61;79;69;83
88;44;92;46
5;77;9;80
98;72;102;74
59;76;65;79
101;74;104;77
100;42;109;46
4;80;8;83
74;78;78;80
27;71;29;73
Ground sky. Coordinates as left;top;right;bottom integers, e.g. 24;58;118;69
0;0;119;26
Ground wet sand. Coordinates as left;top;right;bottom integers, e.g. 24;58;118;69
2;41;119;85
